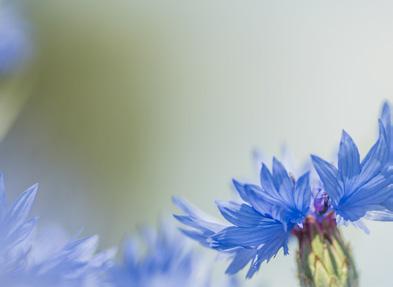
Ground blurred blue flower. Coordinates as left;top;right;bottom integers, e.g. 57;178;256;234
0;174;114;287
174;158;311;278
22;233;115;287
109;222;238;287
0;174;38;276
0;6;31;75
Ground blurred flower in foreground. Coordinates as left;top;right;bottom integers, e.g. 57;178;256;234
174;102;393;286
0;5;31;75
109;221;238;287
0;174;114;287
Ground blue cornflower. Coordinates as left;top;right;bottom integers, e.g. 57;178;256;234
109;222;238;287
174;158;311;278
311;121;393;224
0;6;31;75
0;174;114;287
174;102;393;279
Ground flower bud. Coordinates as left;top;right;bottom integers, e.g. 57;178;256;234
294;214;358;287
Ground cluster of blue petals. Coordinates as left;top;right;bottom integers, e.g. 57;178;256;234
0;174;114;287
0;173;237;287
174;102;393;278
109;223;237;287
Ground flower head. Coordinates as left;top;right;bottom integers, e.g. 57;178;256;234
173;102;393;279
174;158;311;278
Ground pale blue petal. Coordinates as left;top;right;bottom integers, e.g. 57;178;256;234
294;172;311;213
225;248;257;275
272;157;293;193
216;201;265;227
338;131;361;179
311;155;342;205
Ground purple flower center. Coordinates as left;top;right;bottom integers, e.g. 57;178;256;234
314;192;329;215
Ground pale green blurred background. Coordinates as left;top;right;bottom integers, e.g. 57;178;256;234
2;0;393;286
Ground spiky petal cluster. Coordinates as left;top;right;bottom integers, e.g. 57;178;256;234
174;158;311;278
311;125;393;224
109;222;238;287
0;174;114;287
174;102;393;278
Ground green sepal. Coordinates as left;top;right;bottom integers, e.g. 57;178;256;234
296;216;359;287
